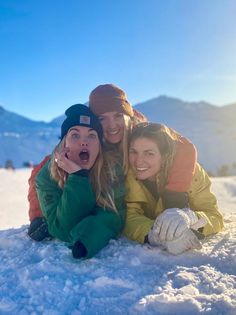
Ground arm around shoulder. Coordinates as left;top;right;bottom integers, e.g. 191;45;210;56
166;137;197;192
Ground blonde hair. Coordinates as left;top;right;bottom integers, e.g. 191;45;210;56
119;115;133;175
129;123;179;192
118;113;147;175
50;136;117;212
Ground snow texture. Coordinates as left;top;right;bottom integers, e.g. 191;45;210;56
0;169;235;315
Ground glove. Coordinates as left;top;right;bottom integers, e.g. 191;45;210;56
148;208;199;245
166;228;202;255
28;217;52;241
72;241;87;259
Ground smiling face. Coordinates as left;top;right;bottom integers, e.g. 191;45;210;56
65;125;100;170
129;137;163;181
98;111;126;144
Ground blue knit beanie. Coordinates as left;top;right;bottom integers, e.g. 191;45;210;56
60;104;103;142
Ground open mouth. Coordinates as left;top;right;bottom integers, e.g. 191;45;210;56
79;150;90;163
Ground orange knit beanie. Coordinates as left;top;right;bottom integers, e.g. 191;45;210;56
89;84;134;117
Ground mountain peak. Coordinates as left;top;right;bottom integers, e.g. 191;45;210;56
0;105;5;114
157;95;181;102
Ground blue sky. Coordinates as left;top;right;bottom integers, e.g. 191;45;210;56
0;0;236;121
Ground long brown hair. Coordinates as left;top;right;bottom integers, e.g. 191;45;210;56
50;136;118;211
129;122;180;192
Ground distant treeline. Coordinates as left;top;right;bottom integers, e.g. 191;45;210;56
207;163;236;177
1;159;236;177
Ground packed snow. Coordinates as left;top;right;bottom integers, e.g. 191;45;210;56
0;169;235;315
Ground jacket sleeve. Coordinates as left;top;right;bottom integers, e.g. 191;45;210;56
35;161;97;242
123;170;154;244
70;205;125;258
188;164;224;236
161;190;189;209
165;136;197;192
70;168;127;258
123;202;154;244
28;155;50;222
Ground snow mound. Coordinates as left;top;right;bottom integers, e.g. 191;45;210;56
0;170;235;314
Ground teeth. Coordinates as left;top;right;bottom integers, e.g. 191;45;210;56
108;130;119;135
137;167;148;171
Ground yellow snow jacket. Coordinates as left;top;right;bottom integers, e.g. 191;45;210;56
123;163;224;244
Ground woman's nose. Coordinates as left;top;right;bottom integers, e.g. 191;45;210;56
80;137;88;146
107;118;116;129
135;155;144;165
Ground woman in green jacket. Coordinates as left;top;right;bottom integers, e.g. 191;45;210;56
124;122;224;255
36;104;126;259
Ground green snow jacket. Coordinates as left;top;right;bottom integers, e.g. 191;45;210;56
35;160;126;258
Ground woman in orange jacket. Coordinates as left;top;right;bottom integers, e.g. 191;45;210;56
27;84;197;241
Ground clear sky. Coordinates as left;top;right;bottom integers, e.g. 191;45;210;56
1;0;236;121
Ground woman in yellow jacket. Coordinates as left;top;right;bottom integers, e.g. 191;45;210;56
124;122;224;255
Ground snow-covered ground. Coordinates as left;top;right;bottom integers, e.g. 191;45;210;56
0;169;235;315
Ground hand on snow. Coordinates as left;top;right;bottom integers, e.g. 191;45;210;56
72;241;87;259
28;217;52;241
148;208;207;254
148;208;199;245
165;228;202;255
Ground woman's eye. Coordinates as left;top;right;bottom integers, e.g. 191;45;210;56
71;133;80;139
143;151;154;157
89;133;97;139
98;116;104;122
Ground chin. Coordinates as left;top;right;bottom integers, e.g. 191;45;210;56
107;138;120;144
87;160;97;170
83;166;91;170
106;134;122;144
136;174;147;181
110;139;121;145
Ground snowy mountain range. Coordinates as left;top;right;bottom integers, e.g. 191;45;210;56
0;96;235;174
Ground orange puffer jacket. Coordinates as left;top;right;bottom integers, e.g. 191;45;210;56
28;155;50;221
167;135;196;192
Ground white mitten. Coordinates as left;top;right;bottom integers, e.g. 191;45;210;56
166;228;202;255
148;208;199;245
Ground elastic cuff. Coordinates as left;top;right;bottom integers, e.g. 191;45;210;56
73;169;90;177
144;234;149;243
162;190;189;209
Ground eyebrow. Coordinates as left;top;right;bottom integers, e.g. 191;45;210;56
143;149;156;153
68;128;80;132
129;147;157;153
69;128;95;133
